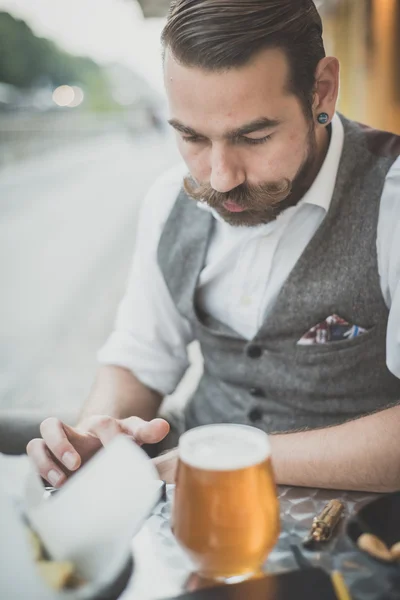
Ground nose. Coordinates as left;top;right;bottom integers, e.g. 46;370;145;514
209;143;245;193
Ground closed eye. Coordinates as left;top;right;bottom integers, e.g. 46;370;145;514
182;135;207;144
181;134;273;145
239;134;273;146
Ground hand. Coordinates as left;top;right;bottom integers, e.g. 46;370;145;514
153;448;179;484
26;415;170;487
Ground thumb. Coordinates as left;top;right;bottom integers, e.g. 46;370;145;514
121;417;170;445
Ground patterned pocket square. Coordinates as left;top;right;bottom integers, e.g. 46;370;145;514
297;314;368;346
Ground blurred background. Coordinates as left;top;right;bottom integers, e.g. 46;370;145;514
0;0;399;450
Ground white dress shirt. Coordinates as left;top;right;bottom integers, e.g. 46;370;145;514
98;114;400;395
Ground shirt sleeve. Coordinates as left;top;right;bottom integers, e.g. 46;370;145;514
377;156;400;379
97;164;195;395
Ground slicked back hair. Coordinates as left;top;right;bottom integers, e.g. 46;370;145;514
162;0;326;117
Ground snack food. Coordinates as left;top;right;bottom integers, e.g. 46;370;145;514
357;533;393;562
25;525;83;590
357;533;400;563
390;541;400;561
36;561;76;590
27;528;43;562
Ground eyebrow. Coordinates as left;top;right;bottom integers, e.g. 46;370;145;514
168;117;281;140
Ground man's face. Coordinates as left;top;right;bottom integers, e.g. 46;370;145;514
165;48;318;227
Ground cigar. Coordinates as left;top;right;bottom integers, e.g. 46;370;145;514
303;499;345;549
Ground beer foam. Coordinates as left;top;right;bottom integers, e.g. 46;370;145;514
179;424;270;471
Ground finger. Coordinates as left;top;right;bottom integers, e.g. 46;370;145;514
40;417;81;472
62;423;102;460
84;415;123;446
122;417;170;445
26;438;68;487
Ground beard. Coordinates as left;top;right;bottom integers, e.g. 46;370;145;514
183;124;318;227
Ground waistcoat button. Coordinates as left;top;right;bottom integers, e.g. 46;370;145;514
246;344;263;359
249;408;263;422
250;387;265;397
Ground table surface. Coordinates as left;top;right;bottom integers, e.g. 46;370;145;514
122;485;400;600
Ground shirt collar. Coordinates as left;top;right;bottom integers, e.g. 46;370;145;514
197;112;344;221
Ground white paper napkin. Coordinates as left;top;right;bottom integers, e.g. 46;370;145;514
0;435;162;599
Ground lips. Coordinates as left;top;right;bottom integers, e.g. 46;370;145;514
222;200;247;213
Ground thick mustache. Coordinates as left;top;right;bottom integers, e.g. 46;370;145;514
183;176;292;209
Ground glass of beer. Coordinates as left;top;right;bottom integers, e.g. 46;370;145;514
172;424;280;582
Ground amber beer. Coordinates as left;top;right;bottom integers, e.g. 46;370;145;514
173;424;280;581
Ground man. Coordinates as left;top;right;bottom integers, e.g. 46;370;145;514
27;0;400;492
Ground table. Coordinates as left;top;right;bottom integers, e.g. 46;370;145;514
124;486;400;600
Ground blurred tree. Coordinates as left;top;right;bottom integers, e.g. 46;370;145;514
0;11;116;110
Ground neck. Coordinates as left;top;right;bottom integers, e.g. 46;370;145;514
314;124;331;176
290;124;331;205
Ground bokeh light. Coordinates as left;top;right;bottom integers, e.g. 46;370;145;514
69;86;85;108
52;85;84;108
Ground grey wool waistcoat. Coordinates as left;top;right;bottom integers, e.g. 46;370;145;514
157;115;400;434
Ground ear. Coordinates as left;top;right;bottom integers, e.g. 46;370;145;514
312;57;340;123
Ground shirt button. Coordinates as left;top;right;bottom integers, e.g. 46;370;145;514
249;408;263;422
246;344;263;359
250;387;265;398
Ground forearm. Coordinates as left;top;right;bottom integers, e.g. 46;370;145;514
270;404;400;493
77;365;163;425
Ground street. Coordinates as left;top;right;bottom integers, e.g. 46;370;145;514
0;130;181;416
